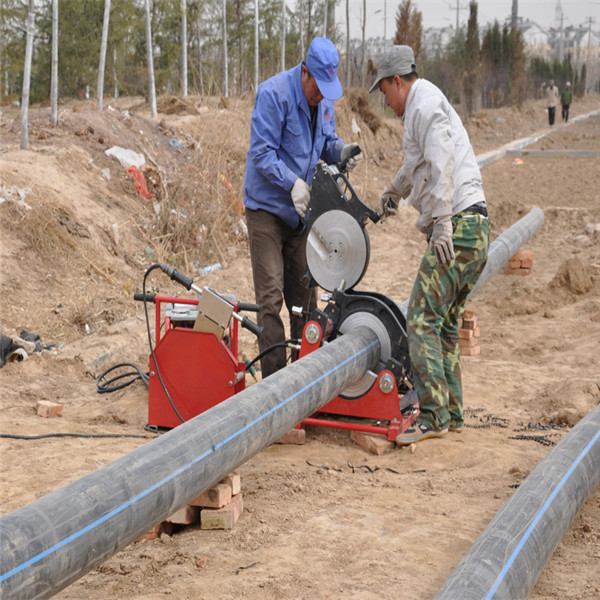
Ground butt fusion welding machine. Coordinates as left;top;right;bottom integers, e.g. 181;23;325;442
140;146;418;439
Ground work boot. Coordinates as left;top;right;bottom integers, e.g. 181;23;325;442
449;422;464;433
395;423;448;445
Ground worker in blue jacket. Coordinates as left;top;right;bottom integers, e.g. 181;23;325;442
243;37;362;378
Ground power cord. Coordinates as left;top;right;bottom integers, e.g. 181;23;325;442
96;362;149;393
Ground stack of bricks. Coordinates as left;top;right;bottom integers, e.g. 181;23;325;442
137;473;242;541
506;250;533;276
459;309;480;356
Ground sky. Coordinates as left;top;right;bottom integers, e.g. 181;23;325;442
340;0;600;38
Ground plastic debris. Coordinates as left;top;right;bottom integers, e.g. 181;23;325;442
201;263;221;275
105;146;145;169
126;165;154;200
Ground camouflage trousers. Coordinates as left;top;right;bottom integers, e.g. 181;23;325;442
407;213;490;430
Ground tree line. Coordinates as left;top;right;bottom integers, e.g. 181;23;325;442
1;0;587;133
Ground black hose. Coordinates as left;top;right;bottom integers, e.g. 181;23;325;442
143;264;185;423
0;433;154;440
96;363;149;393
246;338;300;370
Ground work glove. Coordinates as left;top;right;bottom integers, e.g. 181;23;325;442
340;143;363;172
377;185;401;221
430;214;455;265
291;178;310;218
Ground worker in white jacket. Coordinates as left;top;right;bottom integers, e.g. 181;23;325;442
369;45;490;444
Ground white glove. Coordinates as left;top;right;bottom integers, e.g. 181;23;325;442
430;214;455;264
340;143;363;172
291;178;310;218
377;185;401;220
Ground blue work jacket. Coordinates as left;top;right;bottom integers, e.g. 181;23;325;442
243;63;344;229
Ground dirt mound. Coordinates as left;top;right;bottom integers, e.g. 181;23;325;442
550;256;593;294
156;94;200;115
345;87;382;134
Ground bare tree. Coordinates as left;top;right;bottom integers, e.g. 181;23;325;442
50;0;58;126
360;0;366;87
222;0;228;97
145;0;157;118
20;0;35;150
113;46;119;99
345;0;350;87
254;0;259;90
181;0;188;97
97;0;111;111
280;0;285;71
299;0;305;58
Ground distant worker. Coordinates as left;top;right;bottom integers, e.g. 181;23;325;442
369;45;490;444
547;79;559;126
243;37;362;379
561;81;572;123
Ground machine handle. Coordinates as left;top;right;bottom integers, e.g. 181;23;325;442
338;144;362;173
237;302;260;313
240;315;263;337
134;292;156;303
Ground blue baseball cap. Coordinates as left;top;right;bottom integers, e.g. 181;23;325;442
305;37;342;101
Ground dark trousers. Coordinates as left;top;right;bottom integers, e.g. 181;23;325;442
562;103;570;122
246;208;317;378
548;106;556;126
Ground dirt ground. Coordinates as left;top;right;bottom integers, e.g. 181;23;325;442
1;91;599;600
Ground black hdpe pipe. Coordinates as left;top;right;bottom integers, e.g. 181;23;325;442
0;328;380;599
434;402;600;600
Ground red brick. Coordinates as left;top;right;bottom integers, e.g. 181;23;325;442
350;430;395;455
512;250;533;262
136;522;172;541
220;473;241;496
461;345;481;356
461;317;478;330
462;308;475;319
459;328;474;340
508;258;521;269
506;267;531;276
166;504;199;524
200;493;243;530
36;400;64;418
473;326;480;338
190;482;232;508
459;336;478;348
276;427;306;445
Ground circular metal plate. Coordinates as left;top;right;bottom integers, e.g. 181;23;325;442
337;311;392;399
306;210;369;292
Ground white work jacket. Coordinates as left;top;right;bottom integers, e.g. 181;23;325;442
391;79;485;234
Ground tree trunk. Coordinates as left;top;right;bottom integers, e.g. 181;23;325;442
222;0;228;97
345;0;350;87
50;0;58;126
181;0;188;97
299;0;305;58
20;0;35;150
254;0;259;90
280;0;285;71
97;0;111;111
360;0;366;87
145;0;157;118
195;17;204;96
113;46;119;99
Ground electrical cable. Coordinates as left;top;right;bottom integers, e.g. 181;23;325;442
143;264;186;423
0;432;155;440
96;362;149;393
246;338;300;370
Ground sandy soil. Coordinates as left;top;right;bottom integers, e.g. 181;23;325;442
1;92;599;600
